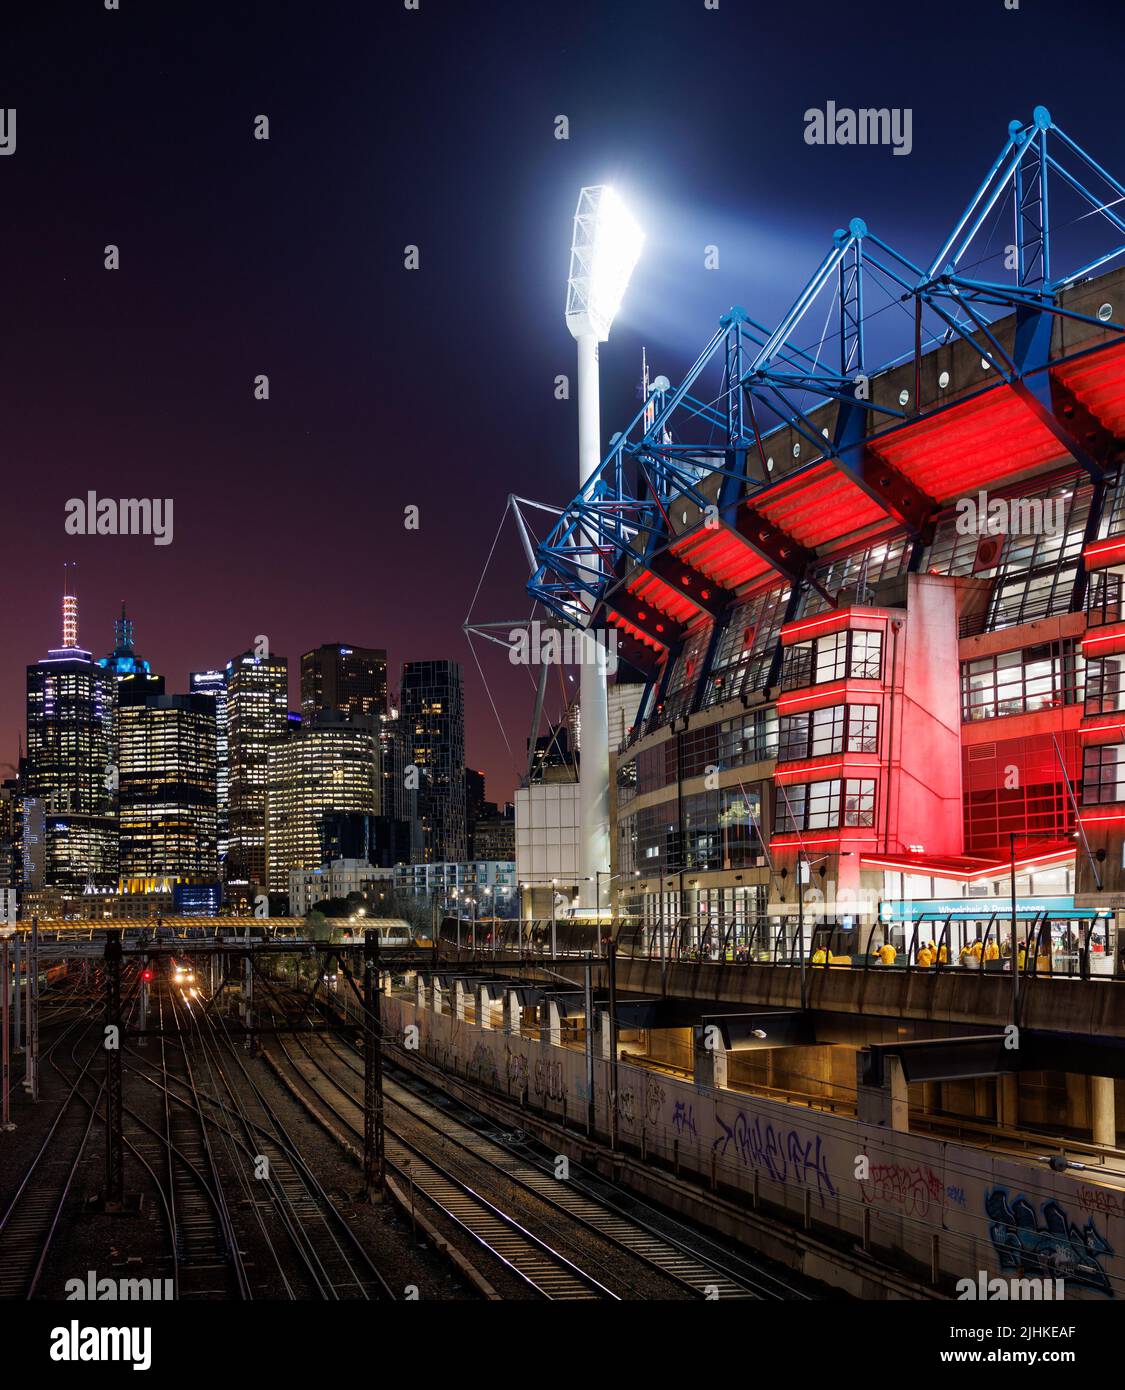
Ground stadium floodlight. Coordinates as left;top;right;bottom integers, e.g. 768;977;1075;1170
565;186;645;343
563;186;643;910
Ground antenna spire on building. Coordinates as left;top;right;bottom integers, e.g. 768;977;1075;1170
62;561;79;649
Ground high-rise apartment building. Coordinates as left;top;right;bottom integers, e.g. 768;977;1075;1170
117;688;218;881
189;669;230;865
300;644;387;723
400;660;466;863
225;647;289;888
25;584;117;887
265;710;379;892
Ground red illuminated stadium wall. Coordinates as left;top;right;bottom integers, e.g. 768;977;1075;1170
961;731;1080;854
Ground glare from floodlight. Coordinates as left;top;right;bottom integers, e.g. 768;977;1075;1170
566;185;644;342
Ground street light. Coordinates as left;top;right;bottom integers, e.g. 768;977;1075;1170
566;185;644;912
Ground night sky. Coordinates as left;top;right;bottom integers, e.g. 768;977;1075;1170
2;0;1123;801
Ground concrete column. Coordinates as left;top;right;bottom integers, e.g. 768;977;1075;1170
599;1009;612;1060
478;986;493;1029
546;1000;562;1047
996;1074;1019;1130
693;1036;728;1089
431;979;443;1015
1066;1072;1090;1132
415;976;426;1011
504;991;521;1036
454;980;467;1021
856;1052;909;1132
382;971;393;996
1092;1076;1116;1147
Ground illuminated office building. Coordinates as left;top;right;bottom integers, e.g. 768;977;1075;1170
189;668;230;864
300;643;388;723
400;660;466;863
117;689;218;881
225;648;289;888
265;709;379;892
25;584;117;888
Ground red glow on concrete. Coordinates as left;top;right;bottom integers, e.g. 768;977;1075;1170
870;387;1063;500
1054;340;1125;435
606;611;667;651
626;570;697;624
670;527;770;591
753;463;886;548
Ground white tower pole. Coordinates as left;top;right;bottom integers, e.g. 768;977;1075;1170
564;186;643;914
576;331;609;910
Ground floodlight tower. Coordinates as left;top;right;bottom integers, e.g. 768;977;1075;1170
564;186;644;910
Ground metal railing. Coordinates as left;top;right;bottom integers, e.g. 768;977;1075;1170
437;913;1124;980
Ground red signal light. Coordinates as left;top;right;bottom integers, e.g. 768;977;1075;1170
142;968;153;982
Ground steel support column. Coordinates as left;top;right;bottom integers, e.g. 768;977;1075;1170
104;932;124;1208
363;929;385;1199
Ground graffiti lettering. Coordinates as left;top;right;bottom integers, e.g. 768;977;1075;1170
533;1056;566;1103
672;1101;697;1138
711;1110;836;1204
644;1077;666;1126
506;1049;527;1095
985;1188;1114;1297
468;1041;498;1088
860;1162;943;1218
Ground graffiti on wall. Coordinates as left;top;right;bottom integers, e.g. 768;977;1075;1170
860;1163;944;1218
712;1109;836;1204
468;1041;499;1088
645;1077;666;1126
985;1189;1114;1296
1077;1185;1125;1222
533;1055;566;1104
672;1101;697;1139
506;1048;527;1095
618;1087;636;1125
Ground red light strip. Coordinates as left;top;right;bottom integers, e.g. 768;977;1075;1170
770;832;878;850
774;759;848;781
781;609;854;643
1080;625;1125;650
1079;811;1125;826
775;683;851;712
1080;719;1125;739
1083;536;1125;566
773;758;880;783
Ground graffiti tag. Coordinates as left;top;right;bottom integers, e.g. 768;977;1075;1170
712;1110;836;1204
985;1189;1114;1297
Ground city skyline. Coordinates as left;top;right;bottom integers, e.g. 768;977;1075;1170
5;575;507;804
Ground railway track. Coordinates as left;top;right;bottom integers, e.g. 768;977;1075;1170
163;984;394;1301
273;1028;614;1299
276;974;812;1301
150;985;249;1298
0;981;110;1299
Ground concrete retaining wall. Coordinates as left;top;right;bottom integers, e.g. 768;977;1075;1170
386;993;1122;1300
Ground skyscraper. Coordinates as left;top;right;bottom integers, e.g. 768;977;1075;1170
300;644;388;723
117;688;218;882
400;660;466;863
225;647;289;888
98;603;158;776
189;669;230;865
25;580;117;887
265;709;379;892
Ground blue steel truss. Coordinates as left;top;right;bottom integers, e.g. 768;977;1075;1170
528;107;1125;662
